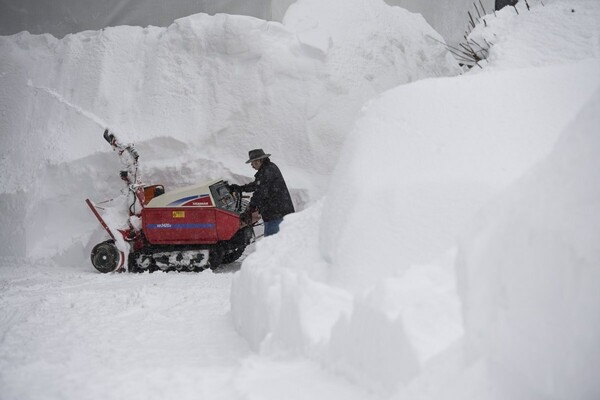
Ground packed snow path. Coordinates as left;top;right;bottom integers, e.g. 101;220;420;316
0;259;372;400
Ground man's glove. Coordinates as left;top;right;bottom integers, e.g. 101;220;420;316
240;210;252;225
228;184;241;193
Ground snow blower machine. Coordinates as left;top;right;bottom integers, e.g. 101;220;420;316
85;129;257;273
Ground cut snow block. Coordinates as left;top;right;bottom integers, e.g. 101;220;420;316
327;295;420;395
325;257;464;395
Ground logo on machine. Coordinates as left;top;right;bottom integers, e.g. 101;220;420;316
168;194;213;207
182;194;213;207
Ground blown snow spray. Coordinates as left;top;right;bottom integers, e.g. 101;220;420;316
27;79;108;129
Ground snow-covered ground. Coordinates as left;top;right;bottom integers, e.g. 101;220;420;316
0;257;376;400
1;0;599;399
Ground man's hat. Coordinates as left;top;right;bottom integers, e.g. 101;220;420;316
246;149;271;164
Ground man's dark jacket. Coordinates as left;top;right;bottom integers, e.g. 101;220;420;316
240;159;295;222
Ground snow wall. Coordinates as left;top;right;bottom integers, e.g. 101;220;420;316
232;0;600;398
0;0;458;260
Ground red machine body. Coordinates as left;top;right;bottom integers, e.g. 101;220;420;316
87;178;254;273
141;179;243;245
142;206;240;245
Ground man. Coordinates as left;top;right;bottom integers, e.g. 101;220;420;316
229;149;295;236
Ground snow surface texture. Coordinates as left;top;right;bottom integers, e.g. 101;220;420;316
1;0;600;399
232;0;600;398
0;0;458;259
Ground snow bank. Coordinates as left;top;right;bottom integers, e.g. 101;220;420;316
456;88;600;400
232;204;462;395
231;1;600;396
0;1;458;259
322;60;600;292
232;59;600;394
